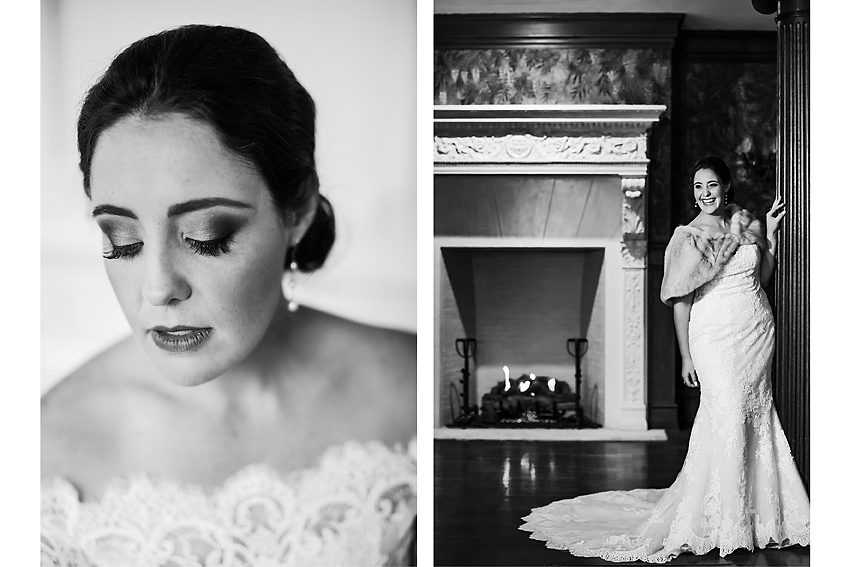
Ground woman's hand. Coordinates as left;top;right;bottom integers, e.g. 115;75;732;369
766;193;787;240
682;358;700;388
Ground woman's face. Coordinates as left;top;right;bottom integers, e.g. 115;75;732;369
89;114;292;386
692;167;728;215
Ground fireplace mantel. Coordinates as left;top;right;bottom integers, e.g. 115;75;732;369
434;105;665;176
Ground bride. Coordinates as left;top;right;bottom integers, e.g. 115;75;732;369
40;25;416;566
520;156;810;562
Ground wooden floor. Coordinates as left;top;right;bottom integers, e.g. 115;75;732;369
434;431;809;566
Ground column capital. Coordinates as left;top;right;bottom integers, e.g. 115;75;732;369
777;0;809;22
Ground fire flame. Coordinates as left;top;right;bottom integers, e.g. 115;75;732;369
519;380;530;393
503;365;510;391
548;378;556;392
530;373;536;380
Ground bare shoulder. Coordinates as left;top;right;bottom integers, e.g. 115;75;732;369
299;309;416;443
41;336;155;482
686;215;708;228
303;308;415;374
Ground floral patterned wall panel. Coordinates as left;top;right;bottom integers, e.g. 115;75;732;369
435;49;671;108
676;62;777;225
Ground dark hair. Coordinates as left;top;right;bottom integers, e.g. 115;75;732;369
690;156;735;204
77;24;334;270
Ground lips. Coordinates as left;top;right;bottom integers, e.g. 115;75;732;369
149;326;213;353
700;197;717;206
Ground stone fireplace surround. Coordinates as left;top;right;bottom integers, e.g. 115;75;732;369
434;104;666;431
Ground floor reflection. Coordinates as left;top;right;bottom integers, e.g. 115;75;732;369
434;435;809;566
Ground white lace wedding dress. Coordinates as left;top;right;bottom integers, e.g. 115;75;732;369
519;237;810;562
41;440;416;567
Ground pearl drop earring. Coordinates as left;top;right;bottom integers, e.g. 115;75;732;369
283;247;300;312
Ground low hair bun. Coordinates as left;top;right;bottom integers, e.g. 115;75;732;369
294;194;335;271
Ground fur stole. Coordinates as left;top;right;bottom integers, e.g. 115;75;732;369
660;205;766;306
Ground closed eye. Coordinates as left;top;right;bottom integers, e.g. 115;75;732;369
103;242;143;260
185;234;234;257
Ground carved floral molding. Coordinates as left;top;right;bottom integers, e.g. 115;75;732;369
434;135;647;164
624;269;646;405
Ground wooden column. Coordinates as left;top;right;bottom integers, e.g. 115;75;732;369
755;0;810;490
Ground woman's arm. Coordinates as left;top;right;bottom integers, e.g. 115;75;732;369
761;194;786;286
672;292;699;388
760;236;778;286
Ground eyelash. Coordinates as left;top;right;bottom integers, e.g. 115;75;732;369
103;242;142;260
103;235;234;260
185;235;234;257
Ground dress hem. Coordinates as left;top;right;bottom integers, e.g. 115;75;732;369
519;524;810;564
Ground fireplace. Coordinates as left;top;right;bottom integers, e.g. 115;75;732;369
434;105;665;431
443;247;605;427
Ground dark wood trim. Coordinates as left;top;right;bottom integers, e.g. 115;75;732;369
675;30;777;63
647;405;679;429
647;247;677;429
435;13;684;50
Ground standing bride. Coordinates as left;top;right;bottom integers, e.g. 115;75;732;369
520;156;809;562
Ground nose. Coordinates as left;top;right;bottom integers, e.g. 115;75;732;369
141;245;191;306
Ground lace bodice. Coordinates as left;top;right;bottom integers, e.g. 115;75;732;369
694;242;761;298
41;440;416;566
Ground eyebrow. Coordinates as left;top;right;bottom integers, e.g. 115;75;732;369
91;204;137;219
92;198;253;219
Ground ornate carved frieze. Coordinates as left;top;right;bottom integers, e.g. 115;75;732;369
433;105;664;176
434;134;647;164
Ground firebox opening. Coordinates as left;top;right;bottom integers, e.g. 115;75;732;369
441;247;605;427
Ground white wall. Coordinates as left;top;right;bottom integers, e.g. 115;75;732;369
41;0;416;392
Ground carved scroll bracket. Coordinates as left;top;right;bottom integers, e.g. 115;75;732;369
621;176;647;268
